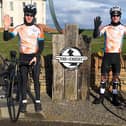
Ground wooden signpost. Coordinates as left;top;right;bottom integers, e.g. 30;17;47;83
52;24;91;101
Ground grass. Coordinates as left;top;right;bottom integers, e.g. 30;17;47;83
0;32;53;58
0;33;19;58
81;30;126;54
1;30;126;59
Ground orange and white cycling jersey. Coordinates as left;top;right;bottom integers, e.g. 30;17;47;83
100;24;126;53
12;24;44;54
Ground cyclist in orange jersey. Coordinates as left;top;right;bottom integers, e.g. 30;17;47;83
93;6;126;106
3;4;49;112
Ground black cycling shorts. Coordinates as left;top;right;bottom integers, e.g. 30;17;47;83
101;53;120;76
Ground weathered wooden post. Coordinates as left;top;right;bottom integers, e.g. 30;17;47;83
78;35;91;100
52;24;91;101
52;34;65;101
64;24;79;100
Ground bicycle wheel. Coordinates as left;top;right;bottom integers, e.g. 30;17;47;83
0;54;5;66
7;72;21;122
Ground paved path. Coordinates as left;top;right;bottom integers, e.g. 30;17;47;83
0;92;126;126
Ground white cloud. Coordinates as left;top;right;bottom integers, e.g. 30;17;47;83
46;0;126;29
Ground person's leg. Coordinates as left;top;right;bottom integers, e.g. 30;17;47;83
111;54;121;106
112;75;120;104
99;75;108;100
111;74;121;106
20;65;29;112
93;53;109;104
32;58;42;112
20;66;29;100
93;74;108;104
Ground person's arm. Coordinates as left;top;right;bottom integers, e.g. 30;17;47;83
36;38;44;58
93;16;102;38
3;30;15;41
3;15;16;41
31;26;44;65
37;23;58;33
36;25;45;57
124;25;126;35
29;38;44;65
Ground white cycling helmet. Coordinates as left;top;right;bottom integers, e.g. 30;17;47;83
110;6;121;16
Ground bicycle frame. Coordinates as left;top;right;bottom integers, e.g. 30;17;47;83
0;53;36;122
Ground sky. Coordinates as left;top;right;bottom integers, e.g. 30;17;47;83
46;0;126;29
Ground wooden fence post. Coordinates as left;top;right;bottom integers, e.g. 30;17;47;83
78;35;91;100
52;24;91;101
52;34;65;101
64;24;79;100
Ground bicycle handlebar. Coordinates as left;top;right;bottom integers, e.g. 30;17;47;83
5;59;35;66
0;58;35;77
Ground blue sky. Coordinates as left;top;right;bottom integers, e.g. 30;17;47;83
46;0;126;29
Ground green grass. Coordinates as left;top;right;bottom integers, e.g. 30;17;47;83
0;33;18;58
0;32;53;58
1;30;126;59
81;30;126;54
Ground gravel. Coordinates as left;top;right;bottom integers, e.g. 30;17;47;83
0;89;126;126
41;90;126;126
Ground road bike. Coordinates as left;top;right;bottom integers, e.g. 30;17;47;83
0;51;35;122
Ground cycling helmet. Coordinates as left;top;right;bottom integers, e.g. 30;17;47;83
110;6;121;16
23;4;37;16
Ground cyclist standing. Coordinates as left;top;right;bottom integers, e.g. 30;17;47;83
93;6;126;106
3;4;44;112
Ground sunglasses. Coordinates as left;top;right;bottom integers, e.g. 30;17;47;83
25;13;34;17
112;15;120;17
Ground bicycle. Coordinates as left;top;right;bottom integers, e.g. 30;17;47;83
0;51;36;122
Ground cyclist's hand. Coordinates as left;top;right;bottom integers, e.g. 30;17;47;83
94;16;102;30
29;57;37;65
3;15;11;30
